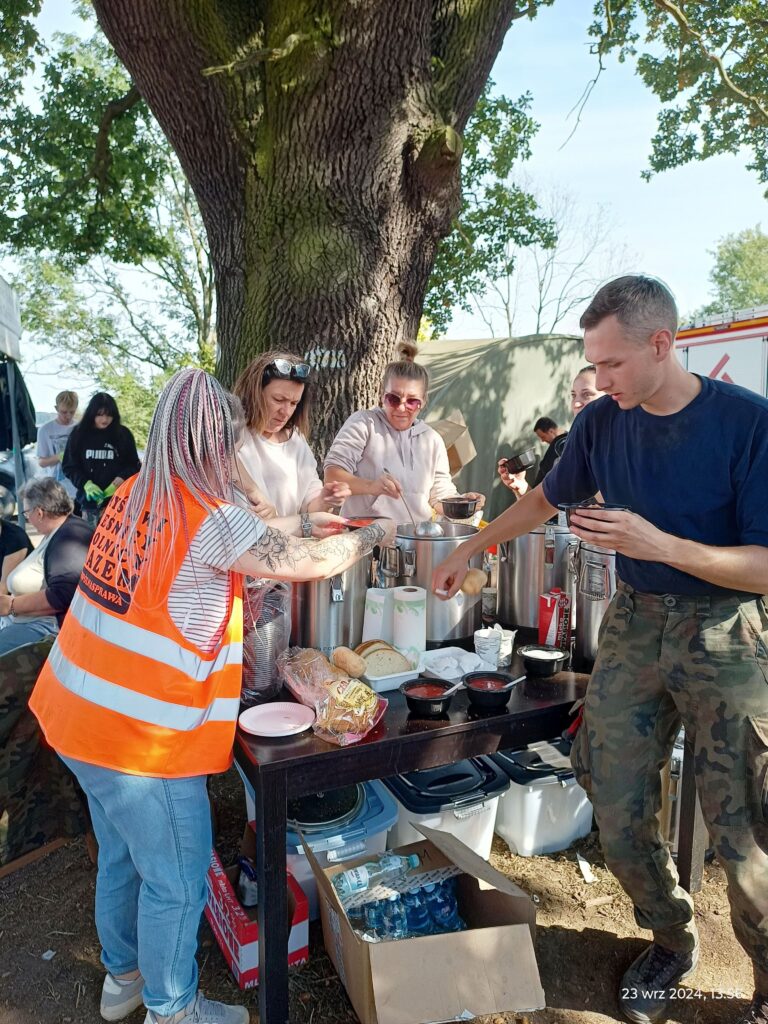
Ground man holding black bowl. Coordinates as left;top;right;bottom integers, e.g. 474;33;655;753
433;274;768;1024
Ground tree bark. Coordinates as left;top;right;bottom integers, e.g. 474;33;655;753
92;0;524;452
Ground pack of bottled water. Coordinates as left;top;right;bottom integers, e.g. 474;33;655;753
332;851;466;942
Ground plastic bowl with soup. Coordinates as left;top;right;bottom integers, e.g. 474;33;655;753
517;644;569;677
400;679;454;716
463;671;515;710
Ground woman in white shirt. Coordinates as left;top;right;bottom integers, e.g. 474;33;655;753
234;351;349;519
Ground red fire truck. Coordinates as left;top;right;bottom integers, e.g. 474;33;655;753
676;306;768;398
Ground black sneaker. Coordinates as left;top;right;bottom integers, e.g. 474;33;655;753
736;993;768;1024
619;942;699;1023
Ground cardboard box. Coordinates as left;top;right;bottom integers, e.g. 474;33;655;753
307;824;545;1024
427;410;477;476
204;850;309;989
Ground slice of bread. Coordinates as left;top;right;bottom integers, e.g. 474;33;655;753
364;646;412;678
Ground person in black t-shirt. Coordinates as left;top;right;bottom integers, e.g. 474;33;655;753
62;392;141;525
435;275;768;1024
0;517;34;593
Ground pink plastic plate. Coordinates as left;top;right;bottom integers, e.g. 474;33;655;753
238;702;315;738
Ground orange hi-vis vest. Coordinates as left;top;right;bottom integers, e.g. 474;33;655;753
30;478;244;778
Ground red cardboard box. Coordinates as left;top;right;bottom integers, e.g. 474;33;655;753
204;849;309;989
538;588;571;649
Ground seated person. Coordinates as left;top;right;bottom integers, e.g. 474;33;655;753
0;517;34;595
0;478;93;655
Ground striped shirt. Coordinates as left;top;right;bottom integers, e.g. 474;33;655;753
168;504;265;652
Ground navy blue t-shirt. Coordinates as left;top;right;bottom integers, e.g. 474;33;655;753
542;376;768;595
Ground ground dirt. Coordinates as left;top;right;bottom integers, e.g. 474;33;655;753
0;767;755;1024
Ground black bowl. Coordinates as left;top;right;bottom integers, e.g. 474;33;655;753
517;644;569;677
463;670;515;710
441;496;478;520
559;501;631;527
400;678;454;716
505;447;537;474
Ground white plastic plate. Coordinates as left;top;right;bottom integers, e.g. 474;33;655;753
238;702;315;737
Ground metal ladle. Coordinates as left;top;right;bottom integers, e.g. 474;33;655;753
383;467;444;537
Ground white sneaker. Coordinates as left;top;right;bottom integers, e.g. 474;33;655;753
101;973;144;1021
144;992;249;1024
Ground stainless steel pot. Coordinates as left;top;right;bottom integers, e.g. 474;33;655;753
392;523;482;645
290;551;375;658
497;524;577;629
573;541;616;668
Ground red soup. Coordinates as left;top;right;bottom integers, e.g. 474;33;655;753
468;677;508;691
405;683;448;699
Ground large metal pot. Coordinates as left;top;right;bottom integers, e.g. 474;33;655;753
290;550;375;657
573;541;616;668
390;523;482;645
497;525;577;629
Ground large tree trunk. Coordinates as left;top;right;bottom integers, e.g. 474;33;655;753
92;0;525;452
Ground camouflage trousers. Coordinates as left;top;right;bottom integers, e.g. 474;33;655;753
571;580;768;989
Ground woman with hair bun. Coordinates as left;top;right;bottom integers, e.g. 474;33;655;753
324;343;484;522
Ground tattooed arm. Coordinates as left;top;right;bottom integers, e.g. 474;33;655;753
232;519;397;581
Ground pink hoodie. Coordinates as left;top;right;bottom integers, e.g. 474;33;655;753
324;407;459;522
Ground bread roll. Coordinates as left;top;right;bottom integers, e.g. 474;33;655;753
331;646;367;678
460;567;488;596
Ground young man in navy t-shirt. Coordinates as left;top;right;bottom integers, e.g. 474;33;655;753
433;275;768;1024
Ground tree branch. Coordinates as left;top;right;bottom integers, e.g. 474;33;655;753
649;0;768;126
89;84;142;191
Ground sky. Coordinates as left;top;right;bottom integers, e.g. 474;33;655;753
11;1;768;410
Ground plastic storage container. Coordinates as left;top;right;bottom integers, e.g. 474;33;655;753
490;740;593;856
236;763;398;920
382;756;509;859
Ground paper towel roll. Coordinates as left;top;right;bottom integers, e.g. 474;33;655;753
393;585;427;667
362;587;395;644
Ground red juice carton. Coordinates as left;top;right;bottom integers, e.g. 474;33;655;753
538;587;571;649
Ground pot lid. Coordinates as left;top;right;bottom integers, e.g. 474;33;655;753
287;784;364;833
382;756;509;812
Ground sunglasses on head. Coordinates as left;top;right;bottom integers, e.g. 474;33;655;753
383;392;423;413
263;359;311;382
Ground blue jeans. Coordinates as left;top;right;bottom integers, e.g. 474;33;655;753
60;757;212;1017
0;617;58;656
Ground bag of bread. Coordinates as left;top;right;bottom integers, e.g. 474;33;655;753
313;677;387;746
276;647;387;745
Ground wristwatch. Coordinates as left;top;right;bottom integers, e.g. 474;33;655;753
300;512;313;538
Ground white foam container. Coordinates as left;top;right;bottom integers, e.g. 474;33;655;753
361;668;415;693
493;769;593;857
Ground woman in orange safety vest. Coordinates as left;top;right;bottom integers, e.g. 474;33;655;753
30;368;395;1024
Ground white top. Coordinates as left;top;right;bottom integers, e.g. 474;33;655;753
324;408;458;522
237;430;323;517
37;418;78;497
168;503;266;653
6;530;58;627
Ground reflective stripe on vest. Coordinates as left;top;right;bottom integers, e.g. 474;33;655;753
68;591;243;684
47;643;241;731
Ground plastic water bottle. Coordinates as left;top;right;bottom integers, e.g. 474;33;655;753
402;887;433;936
423;881;466;933
332;852;420;899
381;893;408;939
236;857;259;907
